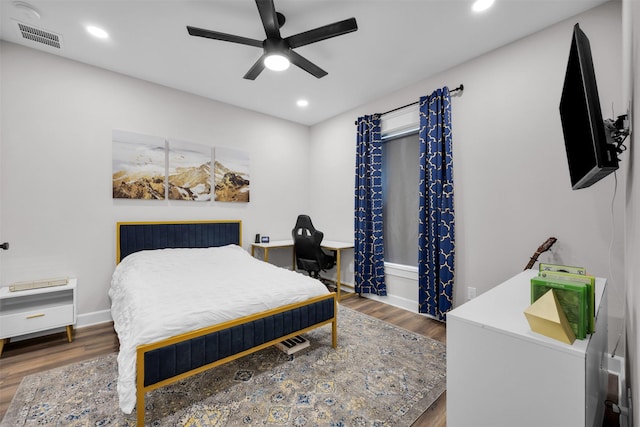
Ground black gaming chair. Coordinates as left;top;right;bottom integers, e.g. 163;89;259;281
292;215;336;279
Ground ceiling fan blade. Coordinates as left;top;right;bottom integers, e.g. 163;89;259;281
289;50;328;79
243;54;267;80
286;17;358;49
187;26;263;48
256;0;281;39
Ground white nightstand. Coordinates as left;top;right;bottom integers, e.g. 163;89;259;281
0;278;77;356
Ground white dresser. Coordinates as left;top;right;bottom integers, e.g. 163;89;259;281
0;278;77;356
447;269;607;427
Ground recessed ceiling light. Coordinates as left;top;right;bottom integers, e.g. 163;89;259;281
297;99;309;107
86;25;109;39
472;0;495;12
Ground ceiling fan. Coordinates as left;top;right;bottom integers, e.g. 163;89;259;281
186;0;358;80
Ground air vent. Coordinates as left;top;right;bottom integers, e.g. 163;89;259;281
14;20;63;49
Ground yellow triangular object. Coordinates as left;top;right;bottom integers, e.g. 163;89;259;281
524;289;576;344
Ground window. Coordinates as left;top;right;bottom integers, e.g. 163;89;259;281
382;131;419;266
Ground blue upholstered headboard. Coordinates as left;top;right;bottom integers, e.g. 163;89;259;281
116;220;242;263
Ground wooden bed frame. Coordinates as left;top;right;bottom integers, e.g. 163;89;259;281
115;220;338;425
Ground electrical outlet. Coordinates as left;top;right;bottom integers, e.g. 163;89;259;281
467;287;477;301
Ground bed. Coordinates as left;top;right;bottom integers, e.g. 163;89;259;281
109;220;337;425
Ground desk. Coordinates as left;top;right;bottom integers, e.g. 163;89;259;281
250;240;296;265
251;239;354;301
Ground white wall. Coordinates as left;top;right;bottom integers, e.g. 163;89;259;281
309;1;625;350
0;41;311;324
623;0;639;422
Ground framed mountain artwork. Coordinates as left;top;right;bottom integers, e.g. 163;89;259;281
214;147;250;203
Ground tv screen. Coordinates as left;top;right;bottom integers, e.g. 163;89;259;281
559;23;618;190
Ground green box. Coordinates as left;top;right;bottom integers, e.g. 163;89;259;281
539;263;587;276
531;276;588;340
538;270;595;334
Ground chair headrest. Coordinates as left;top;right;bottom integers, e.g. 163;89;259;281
293;214;315;230
292;215;323;243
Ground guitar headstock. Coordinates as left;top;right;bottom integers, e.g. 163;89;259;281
524;237;558;270
537;237;557;253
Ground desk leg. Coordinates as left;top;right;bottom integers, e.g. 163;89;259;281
264;248;269;263
336;249;342;301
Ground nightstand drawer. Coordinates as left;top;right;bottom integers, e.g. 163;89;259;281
0;304;74;338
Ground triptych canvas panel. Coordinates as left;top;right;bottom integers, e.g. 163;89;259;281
112;130;250;203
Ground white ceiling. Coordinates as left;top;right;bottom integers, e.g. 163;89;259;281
1;0;609;126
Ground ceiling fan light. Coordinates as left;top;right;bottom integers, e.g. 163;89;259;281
264;54;290;71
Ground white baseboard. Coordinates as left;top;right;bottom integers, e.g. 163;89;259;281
353;291;417;313
77;309;112;328
341;284;440;321
608;353;624;376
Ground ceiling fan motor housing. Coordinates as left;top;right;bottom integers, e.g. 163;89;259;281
264;38;289;56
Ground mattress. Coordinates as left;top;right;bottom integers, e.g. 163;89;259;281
109;244;329;413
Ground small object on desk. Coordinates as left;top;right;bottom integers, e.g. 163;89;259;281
261;236;270;243
255;233;261;243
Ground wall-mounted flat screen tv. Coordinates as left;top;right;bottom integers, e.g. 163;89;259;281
559;23;618;190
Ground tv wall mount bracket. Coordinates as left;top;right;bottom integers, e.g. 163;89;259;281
604;113;630;157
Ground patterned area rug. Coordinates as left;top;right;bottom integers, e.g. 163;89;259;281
2;306;446;426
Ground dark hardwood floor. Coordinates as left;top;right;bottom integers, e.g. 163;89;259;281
0;294;619;427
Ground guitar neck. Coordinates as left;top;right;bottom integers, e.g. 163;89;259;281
524;252;542;270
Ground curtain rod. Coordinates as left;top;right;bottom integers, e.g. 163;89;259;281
380;84;464;116
354;84;464;125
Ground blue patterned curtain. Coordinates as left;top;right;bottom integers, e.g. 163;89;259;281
354;115;386;296
418;88;454;321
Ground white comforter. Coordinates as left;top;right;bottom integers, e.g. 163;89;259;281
109;244;330;414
